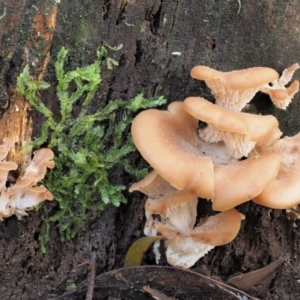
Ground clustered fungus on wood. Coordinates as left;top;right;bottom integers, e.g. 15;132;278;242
130;63;300;269
0;138;54;220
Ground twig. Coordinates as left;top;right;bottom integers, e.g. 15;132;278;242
0;7;6;20
228;256;286;291
143;285;177;300
47;279;88;300
237;0;241;14
85;251;97;300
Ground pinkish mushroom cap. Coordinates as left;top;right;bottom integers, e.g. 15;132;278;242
12;185;54;219
0;188;15;220
190;64;299;111
15;148;55;188
156;209;244;268
251;133;300;209
190;65;279;111
131;102;214;199
183;97;281;158
0;137;14;161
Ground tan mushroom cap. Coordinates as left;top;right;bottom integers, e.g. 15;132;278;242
130;170;196;214
213;153;283;211
0;188;15;219
259;63;300;109
262;80;299;109
188;209;244;246
26;185;48;193
190;64;299;112
161;209;244;268
253;175;300;209
15;177;32;188
32;148;55;170
145;189;196;214
15;148;55;188
191;66;279;90
183;97;279;141
155;222;180;240
129;170;176;198
12;185;54;215
131;102;214;199
252;133;300;209
0;161;18;171
183;97;280;158
155;208;243;245
0;162;18;191
0;137;14;161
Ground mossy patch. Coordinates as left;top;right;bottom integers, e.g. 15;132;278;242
17;45;166;251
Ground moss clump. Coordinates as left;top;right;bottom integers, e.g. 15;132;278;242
17;46;166;250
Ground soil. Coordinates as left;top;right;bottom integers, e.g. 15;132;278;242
1;0;300;299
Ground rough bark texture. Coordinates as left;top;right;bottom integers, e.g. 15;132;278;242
1;0;300;299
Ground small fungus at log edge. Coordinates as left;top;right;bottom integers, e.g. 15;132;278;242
0;139;54;220
129;63;300;269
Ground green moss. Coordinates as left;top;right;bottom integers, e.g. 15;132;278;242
17;45;166;251
140;23;146;33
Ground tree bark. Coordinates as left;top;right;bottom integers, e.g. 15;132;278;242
0;0;300;299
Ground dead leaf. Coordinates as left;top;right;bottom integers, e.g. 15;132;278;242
124;236;163;267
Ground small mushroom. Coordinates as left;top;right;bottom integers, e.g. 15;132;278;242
131;101;215;199
129;170;176;199
11;185;54;220
190;64;299;111
0;161;18;191
0;137;14;161
260;63;300;109
183;97;281;158
0;188;15;220
251;133;300;208
156;209;244;269
213;153;283;211
15;148;55;188
130;170;198;236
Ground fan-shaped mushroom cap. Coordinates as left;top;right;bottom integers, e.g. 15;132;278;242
191;66;279;90
15;148;55;188
260;63;300;109
0;137;14;161
190;66;279;111
129;170;176;198
130;170;199;236
145;190;197;215
191;64;299;111
262;80;299;109
251;133;300;208
213;153;283;211
0;188;15;220
188;208;244;245
0;161;18;192
183;97;280;158
159;209;244;268
131;102;214;199
130;170;197;215
12;185;54;220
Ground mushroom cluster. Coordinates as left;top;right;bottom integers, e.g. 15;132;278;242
130;64;300;269
0;138;54;220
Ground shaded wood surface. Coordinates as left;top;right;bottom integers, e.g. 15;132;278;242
0;0;300;299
